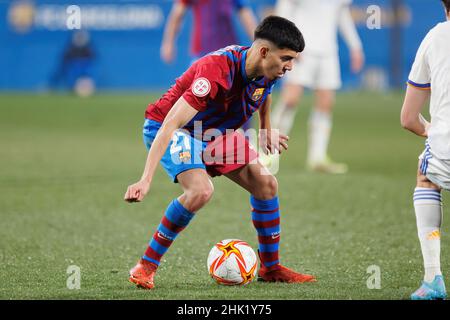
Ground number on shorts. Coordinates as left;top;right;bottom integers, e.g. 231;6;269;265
170;131;191;155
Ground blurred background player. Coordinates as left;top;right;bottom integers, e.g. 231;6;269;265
160;0;259;132
400;0;450;301
50;30;96;97
160;0;258;63
125;16;316;289
270;0;364;174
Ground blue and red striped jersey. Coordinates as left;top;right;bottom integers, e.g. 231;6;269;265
180;0;248;57
145;45;277;139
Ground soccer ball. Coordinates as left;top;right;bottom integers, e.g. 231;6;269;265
207;239;258;285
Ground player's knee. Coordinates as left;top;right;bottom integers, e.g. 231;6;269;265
286;101;298;110
283;93;298;108
283;94;299;109
201;186;214;203
257;175;278;199
316;92;335;111
315;102;333;113
189;184;214;207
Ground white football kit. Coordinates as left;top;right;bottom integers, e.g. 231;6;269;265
275;0;362;89
408;21;450;189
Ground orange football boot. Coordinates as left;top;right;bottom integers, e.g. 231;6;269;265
258;263;316;283
129;259;158;289
257;252;316;283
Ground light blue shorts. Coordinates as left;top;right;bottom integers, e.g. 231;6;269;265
143;119;207;183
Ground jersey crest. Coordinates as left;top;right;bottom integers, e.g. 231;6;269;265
251;88;265;101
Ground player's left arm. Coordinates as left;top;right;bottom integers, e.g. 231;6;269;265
258;94;289;154
235;0;258;40
400;84;430;137
338;4;364;73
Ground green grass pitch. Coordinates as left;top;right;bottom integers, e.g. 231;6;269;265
0;91;447;299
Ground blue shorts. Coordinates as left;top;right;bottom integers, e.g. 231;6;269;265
143;119;207;182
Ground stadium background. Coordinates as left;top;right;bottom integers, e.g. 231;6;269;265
1;0;449;300
0;0;446;91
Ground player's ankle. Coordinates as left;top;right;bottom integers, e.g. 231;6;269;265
140;258;158;270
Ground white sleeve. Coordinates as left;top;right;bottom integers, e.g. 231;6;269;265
275;0;296;22
338;5;362;51
408;35;431;89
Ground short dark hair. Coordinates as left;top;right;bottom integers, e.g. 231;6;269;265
254;15;305;53
442;0;450;14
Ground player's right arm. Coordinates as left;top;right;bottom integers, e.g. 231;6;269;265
124;97;198;203
160;1;188;63
400;85;430;137
401;30;432;138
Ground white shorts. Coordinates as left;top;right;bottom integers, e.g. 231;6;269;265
284;52;342;90
419;141;450;191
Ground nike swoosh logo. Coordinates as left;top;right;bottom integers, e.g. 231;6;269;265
157;232;171;241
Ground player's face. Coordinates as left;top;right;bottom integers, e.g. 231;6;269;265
262;47;299;80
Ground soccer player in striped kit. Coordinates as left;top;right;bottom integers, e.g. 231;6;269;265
400;0;450;300
160;0;257;63
125;16;317;289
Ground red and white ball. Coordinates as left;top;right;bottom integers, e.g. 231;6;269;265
207;239;258;285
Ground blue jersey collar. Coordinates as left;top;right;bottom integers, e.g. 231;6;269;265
240;48;250;83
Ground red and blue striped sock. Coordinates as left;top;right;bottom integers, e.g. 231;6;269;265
250;195;280;268
143;199;195;267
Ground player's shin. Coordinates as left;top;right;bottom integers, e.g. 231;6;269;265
413;187;443;282
307;109;332;164
143;199;196;266
250;195;280;268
